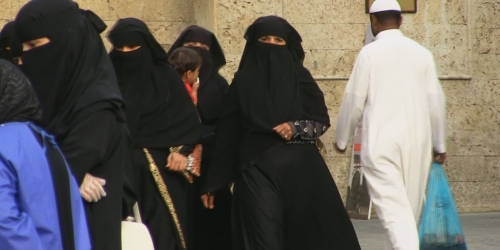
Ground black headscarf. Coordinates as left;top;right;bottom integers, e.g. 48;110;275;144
202;16;330;194
0;59;41;124
14;0;123;138
108;18;200;148
168;25;227;124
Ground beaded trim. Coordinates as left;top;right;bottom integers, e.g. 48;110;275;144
286;140;316;145
143;148;187;250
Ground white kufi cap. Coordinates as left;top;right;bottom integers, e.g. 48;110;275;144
369;0;401;13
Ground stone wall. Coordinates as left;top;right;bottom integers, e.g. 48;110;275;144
2;0;499;212
1;0;196;50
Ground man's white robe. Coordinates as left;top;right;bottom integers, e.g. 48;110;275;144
336;29;447;250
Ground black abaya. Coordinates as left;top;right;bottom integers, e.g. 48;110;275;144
168;25;232;250
14;1;128;249
202;16;361;249
57;108;127;250
132;148;195;250
108;18;202;250
167;25;229;124
233;143;360;250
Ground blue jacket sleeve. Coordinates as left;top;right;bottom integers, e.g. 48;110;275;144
0;157;45;250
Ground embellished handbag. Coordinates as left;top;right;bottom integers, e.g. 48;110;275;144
170;144;202;183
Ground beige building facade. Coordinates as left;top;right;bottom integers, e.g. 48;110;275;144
2;0;499;212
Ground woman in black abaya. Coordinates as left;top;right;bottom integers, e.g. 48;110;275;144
168;25;232;250
14;0;129;249
168;25;229;125
201;16;362;250
108;18;201;250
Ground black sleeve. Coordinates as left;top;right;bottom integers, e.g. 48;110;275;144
58;110;121;185
215;74;230;95
178;144;196;157
201;81;242;194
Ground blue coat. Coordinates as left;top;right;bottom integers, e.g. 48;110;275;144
0;122;91;250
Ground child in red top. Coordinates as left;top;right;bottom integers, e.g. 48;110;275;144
168;47;202;104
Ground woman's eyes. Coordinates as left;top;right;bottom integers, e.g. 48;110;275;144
30;41;42;47
258;36;285;43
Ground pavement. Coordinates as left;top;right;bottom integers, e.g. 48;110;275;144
351;212;500;249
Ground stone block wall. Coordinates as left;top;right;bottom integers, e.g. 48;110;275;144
2;0;499;212
1;0;196;50
80;0;195;50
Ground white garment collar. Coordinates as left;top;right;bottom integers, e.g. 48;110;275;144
374;29;403;41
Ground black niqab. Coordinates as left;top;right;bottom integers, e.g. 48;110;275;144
236;15;328;131
202;16;330;194
168;25;227;123
108;18;200;148
168;25;226;73
0;59;41;124
14;0;123;138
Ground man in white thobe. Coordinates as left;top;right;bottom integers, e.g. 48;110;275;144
334;0;447;249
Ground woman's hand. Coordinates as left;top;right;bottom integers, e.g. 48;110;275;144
273;122;293;141
166;152;188;172
192;78;200;92
80;173;107;202
201;194;215;209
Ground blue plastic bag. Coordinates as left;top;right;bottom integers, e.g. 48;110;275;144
418;163;468;250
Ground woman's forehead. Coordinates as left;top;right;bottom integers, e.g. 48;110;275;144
182;29;212;46
252;22;289;41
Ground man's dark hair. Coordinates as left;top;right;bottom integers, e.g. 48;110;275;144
371;10;402;25
168;47;202;76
